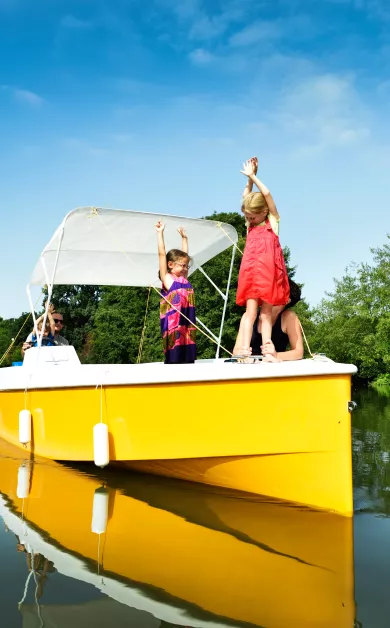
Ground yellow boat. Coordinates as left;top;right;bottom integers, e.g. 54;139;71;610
0;443;355;627
0;207;357;516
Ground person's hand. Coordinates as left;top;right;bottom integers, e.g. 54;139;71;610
261;339;277;358
177;226;187;238
240;159;257;177
22;342;32;352
250;156;258;174
48;303;55;314
155;220;165;232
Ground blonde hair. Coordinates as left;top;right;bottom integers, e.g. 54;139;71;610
241;191;268;214
36;320;51;333
241;191;268;228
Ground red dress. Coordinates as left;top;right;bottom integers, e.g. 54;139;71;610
236;218;290;306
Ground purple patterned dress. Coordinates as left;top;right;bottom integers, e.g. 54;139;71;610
160;274;196;364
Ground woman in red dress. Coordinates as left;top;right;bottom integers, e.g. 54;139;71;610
235;157;290;359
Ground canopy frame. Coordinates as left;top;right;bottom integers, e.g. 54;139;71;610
26;208;238;357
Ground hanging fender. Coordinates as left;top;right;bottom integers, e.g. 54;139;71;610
19;410;31;445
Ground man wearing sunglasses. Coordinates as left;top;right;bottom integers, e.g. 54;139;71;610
22;308;69;355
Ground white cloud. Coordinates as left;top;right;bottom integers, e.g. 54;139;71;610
189;48;215;65
61;15;93;29
14;89;45;106
272;73;372;156
155;0;247;42
1;85;44;106
64;138;108;157
229;20;283;47
109;133;133;144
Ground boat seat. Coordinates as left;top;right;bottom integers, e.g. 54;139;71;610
23;345;81;367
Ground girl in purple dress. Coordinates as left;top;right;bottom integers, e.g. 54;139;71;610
155;221;196;363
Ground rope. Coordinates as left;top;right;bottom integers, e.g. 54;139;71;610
216;222;244;256
0;289;45;366
150;285;233;356
299;320;314;358
137;286;151;363
92;208;233;357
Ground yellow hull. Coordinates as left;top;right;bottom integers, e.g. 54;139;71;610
0;373;353;515
0;447;355;627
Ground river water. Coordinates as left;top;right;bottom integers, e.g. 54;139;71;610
0;387;388;627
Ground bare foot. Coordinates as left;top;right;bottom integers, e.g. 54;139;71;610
233;346;252;357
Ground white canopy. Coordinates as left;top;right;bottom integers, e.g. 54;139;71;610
29;207;238;287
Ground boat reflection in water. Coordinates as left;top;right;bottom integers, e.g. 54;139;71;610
0;440;355;628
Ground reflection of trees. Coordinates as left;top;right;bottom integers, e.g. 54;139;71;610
353;389;390;514
17;542;56;599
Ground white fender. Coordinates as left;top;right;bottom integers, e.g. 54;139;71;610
93;423;109;468
19;410;31;445
91;487;109;534
16;463;31;499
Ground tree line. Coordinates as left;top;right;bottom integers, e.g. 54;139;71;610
0;212;388;389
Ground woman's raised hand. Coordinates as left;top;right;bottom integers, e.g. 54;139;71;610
155;220;165;232
177;226;187;238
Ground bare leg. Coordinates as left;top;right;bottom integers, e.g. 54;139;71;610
259;302;273;345
237;299;258;355
233;314;248;356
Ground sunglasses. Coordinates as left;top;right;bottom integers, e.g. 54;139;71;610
175;262;189;269
53;318;64;323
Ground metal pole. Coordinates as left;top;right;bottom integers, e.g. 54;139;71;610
215;244;236;359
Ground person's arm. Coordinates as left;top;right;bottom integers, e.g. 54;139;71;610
47;303;56;336
21;333;33;356
242;157;257;199
155;221;173;290
261;311;303;361
177;226;188;254
241;160;279;220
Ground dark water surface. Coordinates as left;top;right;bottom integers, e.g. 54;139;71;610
0;387;388;627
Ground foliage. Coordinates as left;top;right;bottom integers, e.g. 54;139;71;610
309;236;390;382
0;313;31;366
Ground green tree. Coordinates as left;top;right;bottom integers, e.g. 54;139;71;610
310;236;390;381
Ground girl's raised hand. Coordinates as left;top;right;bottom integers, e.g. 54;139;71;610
155;220;165;232
240;159;256;177
177;226;187;238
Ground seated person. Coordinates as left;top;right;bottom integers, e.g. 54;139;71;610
22;306;68;354
29;305;56;347
234;279;304;361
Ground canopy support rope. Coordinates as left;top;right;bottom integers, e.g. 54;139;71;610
299;321;314;358
137;286;151;363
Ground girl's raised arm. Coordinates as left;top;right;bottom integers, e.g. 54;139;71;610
47;303;56;336
155;221;173;290
177;226;188;254
241;160;280;220
242;157;258;199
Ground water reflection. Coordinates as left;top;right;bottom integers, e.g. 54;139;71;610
0;439;355;628
353;388;390;514
352;388;390;628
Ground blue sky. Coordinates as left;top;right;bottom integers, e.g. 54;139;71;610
1;0;389;318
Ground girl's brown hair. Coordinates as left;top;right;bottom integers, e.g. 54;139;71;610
166;249;191;267
158;249;192;280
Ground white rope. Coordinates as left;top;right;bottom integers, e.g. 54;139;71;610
18;570;34;607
